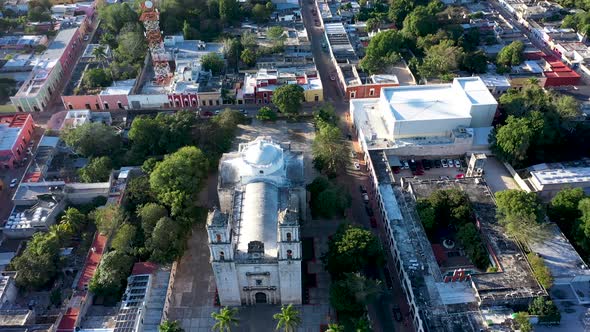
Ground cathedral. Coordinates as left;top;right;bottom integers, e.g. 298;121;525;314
206;136;305;306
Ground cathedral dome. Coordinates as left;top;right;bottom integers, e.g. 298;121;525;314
242;139;283;168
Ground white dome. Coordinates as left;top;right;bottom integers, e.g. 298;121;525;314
243;140;282;167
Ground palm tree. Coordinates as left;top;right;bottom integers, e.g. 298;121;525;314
326;323;344;332
211;307;239;332
273;304;301;332
92;45;108;69
158;320;184;332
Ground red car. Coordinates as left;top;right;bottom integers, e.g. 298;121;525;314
201;111;213;117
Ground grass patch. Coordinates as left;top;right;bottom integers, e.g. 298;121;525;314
0;104;16;113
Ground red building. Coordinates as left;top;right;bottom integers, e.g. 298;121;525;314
543;56;581;87
0;114;34;169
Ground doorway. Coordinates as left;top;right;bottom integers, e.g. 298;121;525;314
254;292;267;304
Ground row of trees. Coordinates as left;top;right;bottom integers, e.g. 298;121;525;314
307;177;351;219
416;189;489;269
514;297;561;331
159;304;302;332
311;104;349;177
323;224;384;329
491;80;585;168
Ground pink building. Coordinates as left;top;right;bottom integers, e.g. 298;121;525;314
0;114;34;169
62;79;133;110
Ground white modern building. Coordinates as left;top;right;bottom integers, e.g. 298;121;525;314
350;77;498;156
527;160;590;199
207;137;305;306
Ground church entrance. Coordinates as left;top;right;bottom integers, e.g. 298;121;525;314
255;292;267;304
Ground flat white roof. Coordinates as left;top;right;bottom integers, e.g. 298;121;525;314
531;166;590;185
381;85;470;121
456;77;499;105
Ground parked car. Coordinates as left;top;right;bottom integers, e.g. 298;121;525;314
202;111;213;116
434;159;441;168
409;159;417;171
362;192;369;203
441;159;448;168
365;205;374;216
402;160;409;169
214;110;221;115
393;307;403;322
447;158;454;167
455;173;465;179
392;166;400;174
83;35;89;41
239;109;248;115
353;162;360;170
422;159;431;170
370;217;377;228
9;178;18;188
454;159;461;168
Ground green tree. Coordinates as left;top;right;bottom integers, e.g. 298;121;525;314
329;280;365;315
138;203;169;238
129;115;164;158
99;3;138;33
497;41;524;66
402;5;437;37
495;190;548;243
89;250;134;297
528;297;561;323
553;95;581;120
313;103;338;128
490;115;539;167
514;312;532;332
548;187;585;236
201;53;225;75
83;68;112;89
92;204;126;236
527;253;553;289
419;39;463;79
323;224;384;278
111;223;137;254
240;48;256;67
219;0;239;23
326;324;345;332
211;307;239;332
388;0;415;26
61;122;121;157
159;320;184;332
360;30;405;74
456;223;489;269
60;207;86;233
576;198;590;251
273;304;301;332
79;156;112;183
12;232;61;290
252;3;270;23
150;146;209;216
256;106;277;121
314;184;351;218
461;50;488;74
312;124;350;177
271;84;304;116
241;31;257;49
124;176;156;213
267;26;285;42
353;317;372;332
148;217;185;263
416;199;436;232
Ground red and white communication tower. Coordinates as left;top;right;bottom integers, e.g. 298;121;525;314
140;0;172;85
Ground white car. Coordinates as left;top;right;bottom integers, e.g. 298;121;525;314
9;178;18;188
441;159;448;168
402;160;409;169
353;162;360;170
214;110;221;115
83;35;90;41
362;193;369;203
454;159;461;168
447;159;454;167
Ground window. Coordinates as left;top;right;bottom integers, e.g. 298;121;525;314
117;102;123;109
350;91;356;99
286;233;292;241
68;104;74;110
216;100;220;105
369;88;375;96
216;234;221;242
95;103;100;109
287;250;292;259
103;102;109;110
263;93;267;98
314;95;319;101
259;170;264;174
255;279;262;286
219;251;225;261
209;100;213;106
202;100;206;106
17;106;23;112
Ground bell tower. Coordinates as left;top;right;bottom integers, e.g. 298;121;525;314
277;208;302;304
207;208;240;305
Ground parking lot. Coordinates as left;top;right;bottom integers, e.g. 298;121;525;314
392;157;469;182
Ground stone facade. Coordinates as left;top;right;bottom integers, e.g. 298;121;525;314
207;137;304;306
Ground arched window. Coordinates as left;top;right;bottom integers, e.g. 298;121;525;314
219;251;225;261
216;234;221;242
287;250;292;259
286;232;292;242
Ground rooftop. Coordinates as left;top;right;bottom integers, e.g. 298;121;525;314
100;79;135;96
529;160;590;185
77;233;107;291
0;114;31;151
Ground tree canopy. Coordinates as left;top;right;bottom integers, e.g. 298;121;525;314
306;176;351;219
418;39;462;79
201;53;225;75
256;106;277;121
495;190;548;243
322;224;384;279
149;146;209;216
92;204;126;236
271;85;304;116
89;250;134;297
79;156;112;183
312;124;350;177
548;188;585;236
496;41;524;67
360;30;406;74
61;122;121;157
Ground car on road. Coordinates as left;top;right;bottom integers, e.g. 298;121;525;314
353;162;360;170
455;173;465;179
362;192;369;203
441;159;448;168
392;307;403;322
9;178;18;188
83;35;89;41
214;110;221;115
454;159;461;168
365;205;374;216
370;217;377;228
